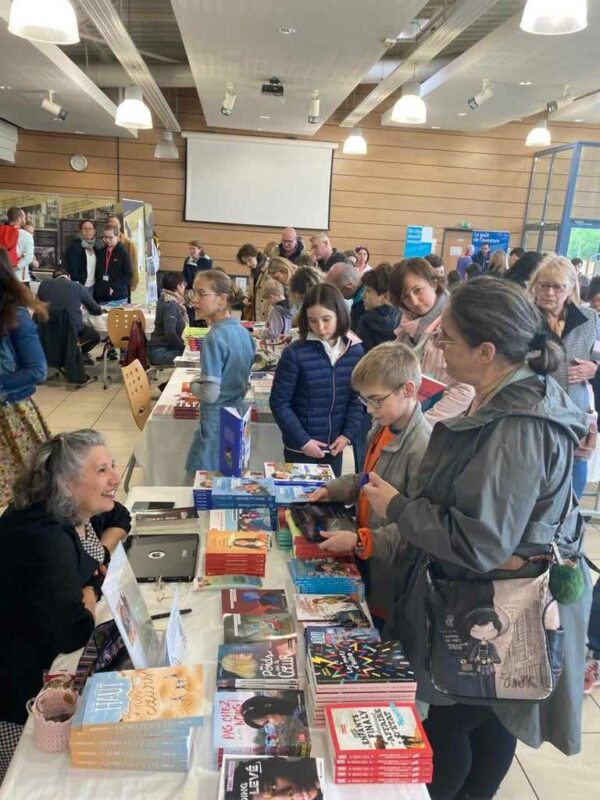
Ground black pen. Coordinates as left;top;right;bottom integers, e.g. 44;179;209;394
151;608;192;620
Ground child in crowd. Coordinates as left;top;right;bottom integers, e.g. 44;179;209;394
356;264;400;352
270;284;364;477
185;270;256;474
263;281;293;339
309;342;431;629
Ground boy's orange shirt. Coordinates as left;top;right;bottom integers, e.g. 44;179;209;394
356;426;396;529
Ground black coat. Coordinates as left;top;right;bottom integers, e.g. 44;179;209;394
318;249;347;273
356;304;400;352
182;255;212;290
94;242;133;302
0;501;131;724
64;239;102;287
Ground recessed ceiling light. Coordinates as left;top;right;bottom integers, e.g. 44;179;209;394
519;81;533;86
257;128;263;131
278;26;297;35
75;130;85;134
457;112;467;117
575;118;584;122
260;115;270;120
431;125;441;129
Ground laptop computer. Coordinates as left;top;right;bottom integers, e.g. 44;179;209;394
124;533;199;582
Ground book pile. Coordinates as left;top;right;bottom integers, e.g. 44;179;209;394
288;558;365;599
184;326;210;354
304;639;417;728
205;530;271;577
294;593;372;632
293;537;354;560
247;373;274;413
223;612;296;645
221;588;288;617
192;470;221;510
216;640;301;690
325;702;433;784
213;689;310;766
273;484;312;507
275;507;292;549
304;625;381;649
70;665;206;772
173;397;199;419
218;755;325;800
264;462;335;487
212;476;276;511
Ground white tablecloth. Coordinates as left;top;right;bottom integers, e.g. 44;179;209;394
0;486;429;800
82;305;156;337
134;368;284;485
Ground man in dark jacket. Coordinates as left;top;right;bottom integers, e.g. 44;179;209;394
37;268;103;363
94;224;133;303
326;261;366;332
472;242;491;272
356;267;400;352
278;227;305;264
314;233;347;273
64;219;101;289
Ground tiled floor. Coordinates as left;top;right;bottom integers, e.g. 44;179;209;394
34;367;600;799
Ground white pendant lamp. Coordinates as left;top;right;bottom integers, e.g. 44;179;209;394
520;0;587;35
115;86;153;130
525;119;551;148
391;82;427;125
154;131;179;160
8;0;79;44
342;128;367;155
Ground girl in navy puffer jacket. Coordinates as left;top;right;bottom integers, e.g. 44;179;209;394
270;284;364;477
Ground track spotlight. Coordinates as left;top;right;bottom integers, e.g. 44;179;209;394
41;90;68;121
468;79;494;110
308;90;320;124
221;83;236;116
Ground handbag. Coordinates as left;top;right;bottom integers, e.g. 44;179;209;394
424;491;579;702
73;620;132;692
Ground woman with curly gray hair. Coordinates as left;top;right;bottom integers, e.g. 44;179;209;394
0;430;130;783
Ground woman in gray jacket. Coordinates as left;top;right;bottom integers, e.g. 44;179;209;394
363;277;591;800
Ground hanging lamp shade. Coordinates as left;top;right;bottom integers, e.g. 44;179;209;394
391;82;427;125
154;131;179;160
520;0;587;35
115;86;153;130
342;128;367;155
8;0;79;44
525;120;551;148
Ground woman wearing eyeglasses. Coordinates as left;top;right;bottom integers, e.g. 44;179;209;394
529;255;600;500
390;258;474;424
360;277;591;800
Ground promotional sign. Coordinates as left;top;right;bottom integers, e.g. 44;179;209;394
472;230;510;253
404;225;434;258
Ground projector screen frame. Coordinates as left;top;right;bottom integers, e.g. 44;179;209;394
182;131;338;230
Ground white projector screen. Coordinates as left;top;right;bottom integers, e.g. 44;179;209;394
184;133;336;229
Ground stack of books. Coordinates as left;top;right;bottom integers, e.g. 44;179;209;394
288;558;365;599
221;588;288;617
209;507;274;534
247;373;274;413
70;665;206;772
223;612;296;645
205;530;271;577
184;326;210;354
216;641;301;690
325;702;433;784
264;462;335;487
192;470;221;510
273;484;312;507
173;395;200;419
304;625;381;649
293;593;372;631
213;689;310;766
304;640;417;728
293;537;354;560
218;755;325;800
276;508;293;549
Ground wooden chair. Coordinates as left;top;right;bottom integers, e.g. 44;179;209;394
102;308;146;389
121;359;152;491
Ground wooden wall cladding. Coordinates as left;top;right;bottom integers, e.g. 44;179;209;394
1;90;599;271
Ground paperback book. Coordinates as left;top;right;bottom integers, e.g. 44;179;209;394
273;484;313;506
218;755;325;800
194;575;263;592
264;462;335;485
209;507;274;533
304;626;381;648
307;640;415;689
216;641;300;689
220;406;252;477
222;589;288;617
205;530;270;577
223;613;297;644
192;470;221;510
288;559;364;598
418;374;446;412
293;594;371;628
212;476;276;510
213;689;310;763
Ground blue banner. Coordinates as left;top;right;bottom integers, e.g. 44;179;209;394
404;225;434;258
472;230;510;253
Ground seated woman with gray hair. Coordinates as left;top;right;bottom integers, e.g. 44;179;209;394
0;430;131;782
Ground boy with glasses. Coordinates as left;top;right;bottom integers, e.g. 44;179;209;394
307;341;431;629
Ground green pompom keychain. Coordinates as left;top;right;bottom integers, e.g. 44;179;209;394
549;543;585;605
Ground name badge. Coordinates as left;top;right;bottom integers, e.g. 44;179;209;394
102;274;110;282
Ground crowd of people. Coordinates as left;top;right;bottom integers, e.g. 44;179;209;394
0;219;599;799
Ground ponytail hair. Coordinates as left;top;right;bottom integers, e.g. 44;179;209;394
193;269;244;308
449;276;563;376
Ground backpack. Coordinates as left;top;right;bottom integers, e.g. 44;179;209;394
0;225;19;266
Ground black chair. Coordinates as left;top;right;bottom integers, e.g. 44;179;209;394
36;307;87;385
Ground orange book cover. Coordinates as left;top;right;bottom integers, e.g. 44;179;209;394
206;530;271;555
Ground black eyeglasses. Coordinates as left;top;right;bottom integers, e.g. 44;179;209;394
358;386;403;409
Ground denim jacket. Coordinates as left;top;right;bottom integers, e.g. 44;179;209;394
0;307;47;403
